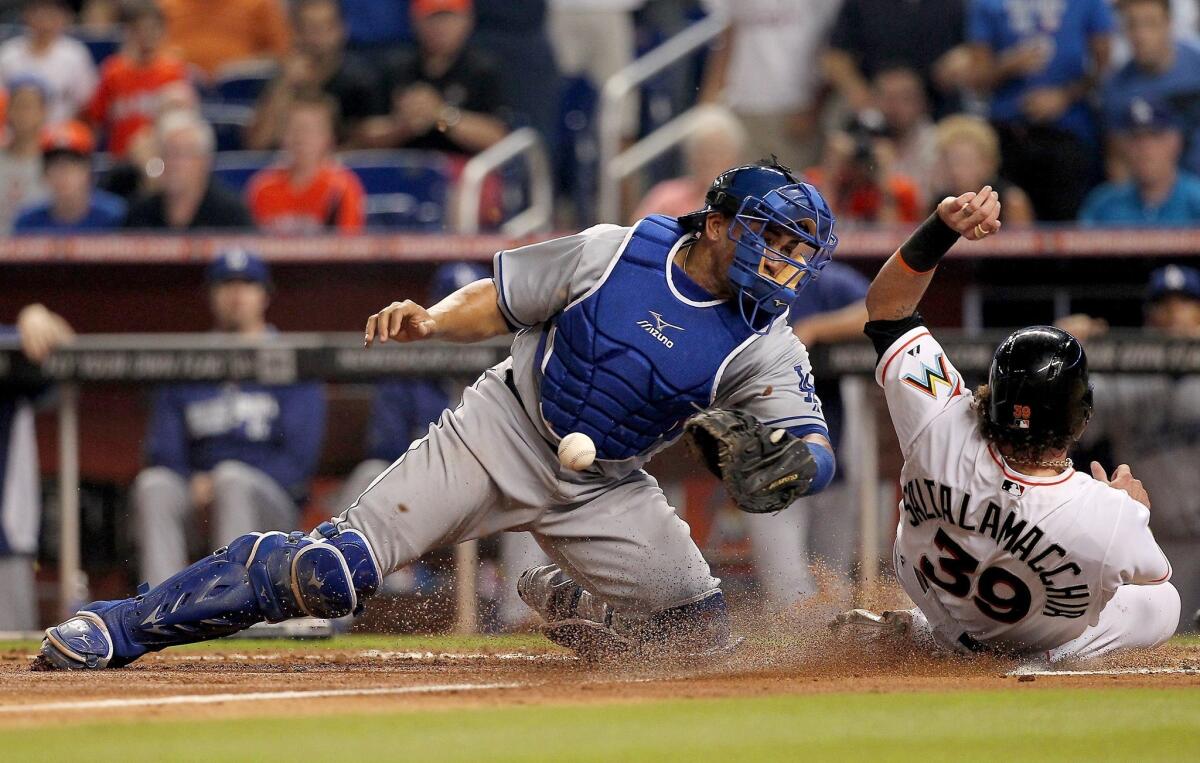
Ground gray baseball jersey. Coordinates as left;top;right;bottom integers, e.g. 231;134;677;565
338;219;828;617
498;223;827;478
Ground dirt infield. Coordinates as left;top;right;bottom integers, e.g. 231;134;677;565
5;614;1199;729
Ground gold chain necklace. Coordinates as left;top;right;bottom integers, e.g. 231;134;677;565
1008;456;1074;471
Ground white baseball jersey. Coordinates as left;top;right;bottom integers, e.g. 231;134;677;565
877;323;1172;654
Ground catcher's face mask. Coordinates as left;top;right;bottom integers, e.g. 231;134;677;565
727;184;838;334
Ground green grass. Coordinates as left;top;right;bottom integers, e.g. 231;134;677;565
4;688;1199;762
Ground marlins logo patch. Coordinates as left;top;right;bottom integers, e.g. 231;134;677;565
901;352;958;398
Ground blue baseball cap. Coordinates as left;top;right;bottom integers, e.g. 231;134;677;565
1147;265;1200;303
206;247;272;287
1116;98;1182;134
429;261;490;302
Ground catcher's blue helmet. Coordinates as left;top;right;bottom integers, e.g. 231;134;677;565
680;162;838;333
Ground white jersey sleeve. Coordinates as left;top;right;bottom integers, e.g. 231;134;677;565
1105;495;1172;587
714;317;828;437
493;224;629;330
875;324;967;453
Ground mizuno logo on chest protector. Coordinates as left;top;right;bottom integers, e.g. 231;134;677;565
539;214;753;460
638;310;684;349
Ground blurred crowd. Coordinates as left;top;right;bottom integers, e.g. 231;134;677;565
4;0;1200;636
0;0;1197;235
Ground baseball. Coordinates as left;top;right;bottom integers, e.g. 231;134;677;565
558;432;597;471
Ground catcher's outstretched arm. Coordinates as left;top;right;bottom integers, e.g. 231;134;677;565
866;186;1002;322
365;278;509;346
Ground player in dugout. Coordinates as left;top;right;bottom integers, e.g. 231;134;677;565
834;187;1178;663
34;162;979;670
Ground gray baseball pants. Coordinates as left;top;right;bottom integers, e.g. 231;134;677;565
337;365;719;618
134;461;298;585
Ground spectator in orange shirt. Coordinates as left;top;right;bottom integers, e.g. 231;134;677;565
159;0;290;78
87;0;188;158
805;114;922;223
246;90;365;233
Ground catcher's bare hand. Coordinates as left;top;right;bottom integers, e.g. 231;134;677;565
364;300;437;346
1090;461;1150;508
937;185;1002;241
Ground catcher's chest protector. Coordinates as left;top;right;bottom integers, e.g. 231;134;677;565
539;215;755;460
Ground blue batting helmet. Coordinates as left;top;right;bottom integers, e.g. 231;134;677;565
680;161;838;333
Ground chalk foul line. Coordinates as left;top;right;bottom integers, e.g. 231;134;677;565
1007;666;1200;677
1;682;524;714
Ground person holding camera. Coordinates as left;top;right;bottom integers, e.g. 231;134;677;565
804;113;922;223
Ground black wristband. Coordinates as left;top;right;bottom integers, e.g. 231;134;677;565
863;313;926;362
898;213;960;273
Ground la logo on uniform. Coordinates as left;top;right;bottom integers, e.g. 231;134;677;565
638;311;683;349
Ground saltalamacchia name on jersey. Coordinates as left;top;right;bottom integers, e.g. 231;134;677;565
901;475;1090;620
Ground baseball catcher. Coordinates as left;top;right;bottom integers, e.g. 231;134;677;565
37;160;841;668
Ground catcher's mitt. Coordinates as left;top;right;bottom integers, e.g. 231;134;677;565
684;408;818;514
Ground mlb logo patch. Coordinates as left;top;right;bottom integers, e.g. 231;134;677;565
1013;404;1032;429
1002;479;1025;498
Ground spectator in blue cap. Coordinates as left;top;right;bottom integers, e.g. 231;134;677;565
204;245;273;293
133;248;326;586
1105;0;1200;178
1079;98;1200;224
1146;264;1200;337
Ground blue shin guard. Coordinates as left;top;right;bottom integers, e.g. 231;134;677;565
39;525;381;669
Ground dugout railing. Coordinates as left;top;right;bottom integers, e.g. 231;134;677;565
1;226;1197;263
5;330;1200;628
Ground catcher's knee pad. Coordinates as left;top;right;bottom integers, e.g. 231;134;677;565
310;521;382;613
640;589;733;654
249;526;380;621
